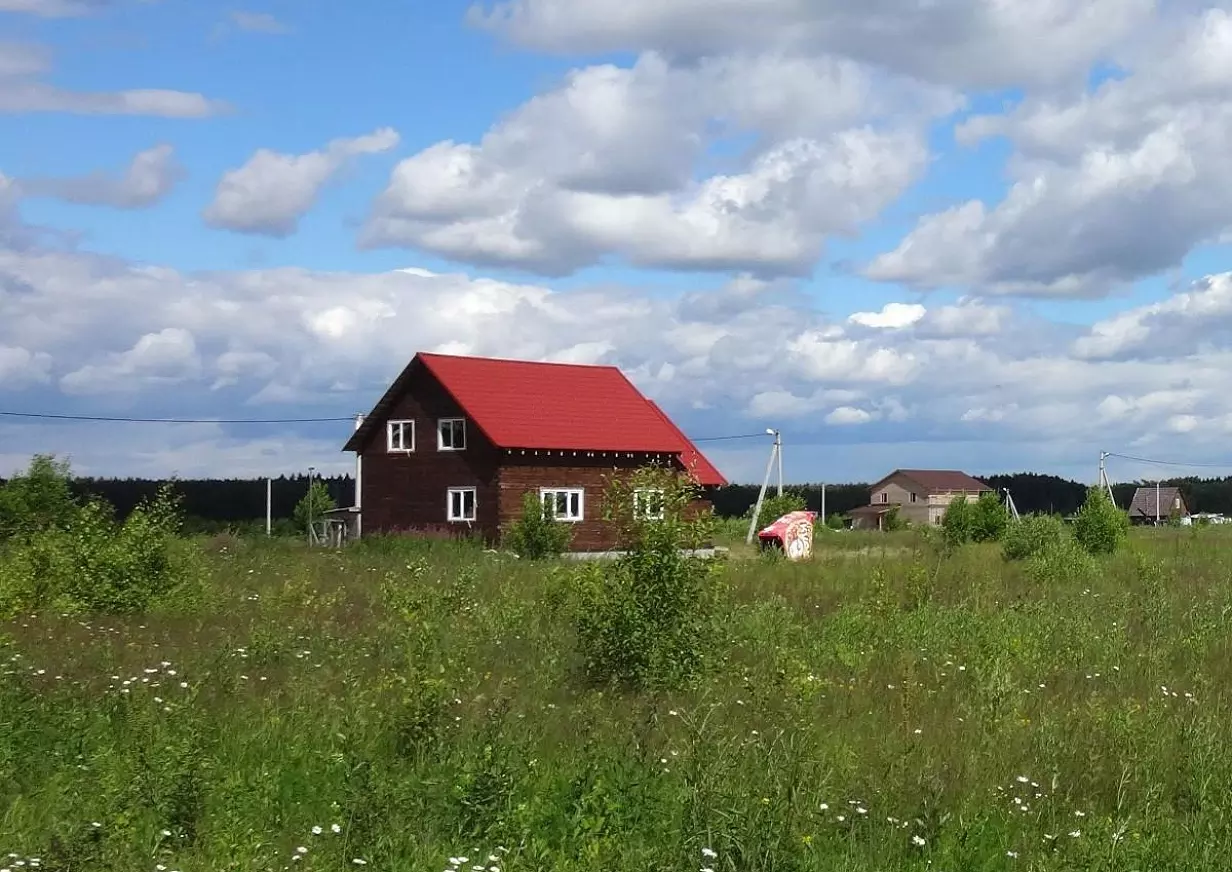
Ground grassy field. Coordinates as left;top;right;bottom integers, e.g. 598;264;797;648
3;524;1232;871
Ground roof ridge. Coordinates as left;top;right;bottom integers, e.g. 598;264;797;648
418;351;623;372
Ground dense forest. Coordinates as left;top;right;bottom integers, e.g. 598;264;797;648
6;469;1232;529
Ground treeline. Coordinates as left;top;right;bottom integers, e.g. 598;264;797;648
5;471;1232;528
0;474;354;532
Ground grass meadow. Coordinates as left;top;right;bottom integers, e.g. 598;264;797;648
3;523;1232;871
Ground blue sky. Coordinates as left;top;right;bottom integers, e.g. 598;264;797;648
3;0;1232;487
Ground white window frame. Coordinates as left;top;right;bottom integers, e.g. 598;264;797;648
540;487;585;523
387;419;415;452
438;417;467;451
633;487;666;521
446;487;477;522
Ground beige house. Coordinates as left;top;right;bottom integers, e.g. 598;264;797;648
849;469;993;530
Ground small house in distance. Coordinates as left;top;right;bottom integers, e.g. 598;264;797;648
1127;485;1189;525
848;469;993;530
342;352;726;551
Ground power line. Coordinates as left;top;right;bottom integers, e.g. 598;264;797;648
1105;451;1232;470
690;432;772;443
0;410;355;424
0;409;772;444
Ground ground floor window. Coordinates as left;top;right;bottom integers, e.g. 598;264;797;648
541;487;584;522
633;487;665;520
447;487;476;522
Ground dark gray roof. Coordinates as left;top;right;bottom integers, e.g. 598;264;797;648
1128;486;1187;518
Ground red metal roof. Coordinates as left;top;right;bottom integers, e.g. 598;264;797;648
643;399;726;487
346;352;725;485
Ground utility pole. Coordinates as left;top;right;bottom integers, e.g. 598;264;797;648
307;466;316;545
266;478;272;536
820;482;827;526
1156;479;1161;527
745;428;782;545
1098;451;1117;506
775;429;783;497
354;413;364;541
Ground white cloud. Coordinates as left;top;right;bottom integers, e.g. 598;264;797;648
470;0;1154;90
0;343;52;387
362;51;946;276
60;328;202;395
1073;272;1232;360
0;40;226;118
19;144;184;209
848;302;925;330
825;406;874;426
204;128;401;237
866;9;1232;299
5;237;1232;480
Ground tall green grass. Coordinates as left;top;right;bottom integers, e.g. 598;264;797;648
3;528;1232;870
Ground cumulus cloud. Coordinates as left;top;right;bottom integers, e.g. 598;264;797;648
866;9;1232;299
469;0;1154;90
362;51;948;276
60;327;202;395
6;216;1232;480
204;128;401;237
0;40;226;117
19;144;184;209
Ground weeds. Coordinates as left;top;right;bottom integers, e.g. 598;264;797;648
3;507;1232;869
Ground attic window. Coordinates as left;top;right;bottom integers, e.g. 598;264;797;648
387;420;414;452
438;418;466;451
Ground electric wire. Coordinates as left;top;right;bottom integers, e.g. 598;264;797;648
1105;451;1232;470
0;409;773;444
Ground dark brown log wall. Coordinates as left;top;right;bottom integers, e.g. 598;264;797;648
357;371;501;542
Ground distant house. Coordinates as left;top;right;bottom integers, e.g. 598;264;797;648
341;351;726;551
1127;486;1189;525
848;469;993;530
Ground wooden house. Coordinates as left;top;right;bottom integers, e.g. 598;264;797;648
341;352;726;550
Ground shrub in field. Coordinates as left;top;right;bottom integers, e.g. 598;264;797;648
943;492;1010;546
1001;513;1066;561
505;491;573;558
941;495;974;546
0;453;79;541
1024;536;1096;584
970;491;1011;542
0;485;197;615
571;466;724;690
292;479;336;533
746;491;807;532
1072;486;1130;555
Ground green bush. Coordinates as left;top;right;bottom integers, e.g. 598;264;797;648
941;495;974;546
0;485;197;616
571;466;724;690
970;491;1011;542
1024;536;1096;585
1072;486;1130;555
505;491;573;558
747;491;807;533
0;454;79;541
293;479;336;534
1001;513;1067;561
